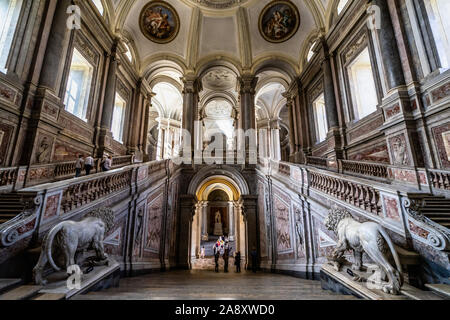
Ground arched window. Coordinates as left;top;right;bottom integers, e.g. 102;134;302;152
112;93;126;143
0;0;23;73
63;49;94;121
124;43;132;62
313;93;328;143
346;47;378;120
92;0;104;16
337;0;350;15
306;41;317;62
423;0;450;70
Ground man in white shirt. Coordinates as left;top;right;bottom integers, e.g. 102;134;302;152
84;154;94;175
103;155;112;171
75;155;84;177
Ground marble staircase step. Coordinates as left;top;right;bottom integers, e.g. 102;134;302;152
400;283;444;300
424;283;450;299
33;293;66;300
0;285;43;300
0;278;22;294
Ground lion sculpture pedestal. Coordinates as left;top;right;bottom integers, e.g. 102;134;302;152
324;207;403;295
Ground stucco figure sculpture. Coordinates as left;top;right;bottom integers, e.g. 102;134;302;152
324;207;403;295
33;208;114;285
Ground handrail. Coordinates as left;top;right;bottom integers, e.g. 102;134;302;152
0;155;135;191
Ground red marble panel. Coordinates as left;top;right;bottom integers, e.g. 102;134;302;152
431;82;450;103
43;194;60;220
432;122;450;169
408;221;429;239
383;195;400;221
390;168;417;184
349;143;390;163
385;103;401;118
0;122;14;165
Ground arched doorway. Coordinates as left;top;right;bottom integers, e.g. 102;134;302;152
177;167;258;271
190;176;246;269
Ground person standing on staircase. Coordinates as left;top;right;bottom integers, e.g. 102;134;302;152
84;154;94;175
75;155;84;178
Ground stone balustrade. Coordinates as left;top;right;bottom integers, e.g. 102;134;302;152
306;156;328;168
308;170;382;215
61;170;132;214
265;160;450;252
0;159;172;254
0;167;18;190
111;155;134;168
0;155;134;192
429;169;450;191
340;159;389;180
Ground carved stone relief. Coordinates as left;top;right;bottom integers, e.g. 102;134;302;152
388;134;410;166
35;134;54;164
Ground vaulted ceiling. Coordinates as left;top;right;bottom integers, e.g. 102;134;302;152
97;0;343;77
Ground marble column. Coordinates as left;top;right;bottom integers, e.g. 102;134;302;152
142;93;155;162
201;201;209;241
128;79;145;157
97;41;120;157
21;0;73;165
38;0;73;94
320;41;339;130
285;96;296;161
241;195;258;270
228;201;235;241
181;76;202;161
270;119;281;161
371;0;406;90
178;195;196;269
238;75;258;162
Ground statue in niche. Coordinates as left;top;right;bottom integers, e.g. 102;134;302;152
324;207;403;295
36;136;51;163
213;210;223;236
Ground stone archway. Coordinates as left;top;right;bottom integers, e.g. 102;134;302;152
177;167;258;271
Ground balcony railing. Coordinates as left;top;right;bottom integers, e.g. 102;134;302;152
429;169;450;191
0;155;135;192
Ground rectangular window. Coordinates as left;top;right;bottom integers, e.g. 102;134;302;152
111;93;126;143
313;93;328;143
424;0;450;70
64;49;94;121
0;0;23;73
347;47;378;120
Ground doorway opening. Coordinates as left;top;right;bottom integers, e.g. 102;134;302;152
191;176;246;270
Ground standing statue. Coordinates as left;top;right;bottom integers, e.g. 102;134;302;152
324;207;403;295
213;210;223;236
33;208;114;285
215;210;221;223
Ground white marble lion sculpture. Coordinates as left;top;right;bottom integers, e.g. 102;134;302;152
324;207;403;295
33;208;114;285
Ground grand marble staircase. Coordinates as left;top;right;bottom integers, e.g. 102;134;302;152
0;193;26;224
421;196;450;229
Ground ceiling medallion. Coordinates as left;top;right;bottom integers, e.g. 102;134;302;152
259;0;300;43
139;1;180;44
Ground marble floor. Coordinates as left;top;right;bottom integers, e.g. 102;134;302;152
73;270;358;300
